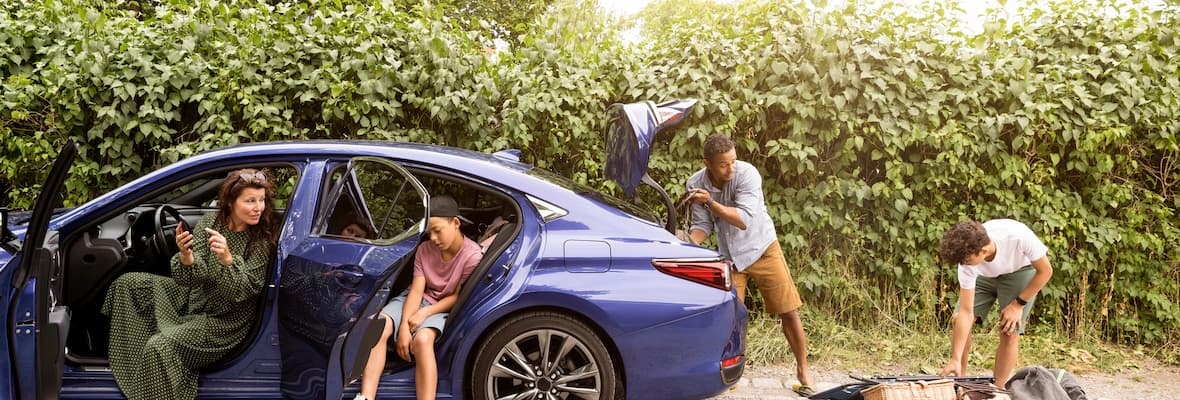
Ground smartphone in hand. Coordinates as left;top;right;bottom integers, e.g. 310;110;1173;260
164;207;190;234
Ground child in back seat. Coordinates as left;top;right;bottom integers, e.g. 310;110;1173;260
476;215;510;251
354;195;482;400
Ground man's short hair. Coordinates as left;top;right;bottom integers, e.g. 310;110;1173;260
939;220;989;265
703;134;736;161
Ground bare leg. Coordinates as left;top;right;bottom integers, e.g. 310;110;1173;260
960;330;972;375
994;332;1021;388
360;314;394;399
412;329;439;400
780;310;812;386
733;272;748;305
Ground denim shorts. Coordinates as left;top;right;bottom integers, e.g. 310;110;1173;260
381;290;448;337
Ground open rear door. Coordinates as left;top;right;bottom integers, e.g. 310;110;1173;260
9;140;76;400
277;157;428;399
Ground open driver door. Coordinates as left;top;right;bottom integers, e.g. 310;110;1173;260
9;140;76;400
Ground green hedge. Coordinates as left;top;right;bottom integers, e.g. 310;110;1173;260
2;0;1177;349
633;0;1179;346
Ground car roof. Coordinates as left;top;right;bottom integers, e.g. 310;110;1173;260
53;140;556;222
193;140;533;173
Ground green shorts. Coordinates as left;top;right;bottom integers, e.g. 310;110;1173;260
955;265;1037;335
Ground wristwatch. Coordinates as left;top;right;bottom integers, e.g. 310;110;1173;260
704;199;714;210
1014;296;1028;306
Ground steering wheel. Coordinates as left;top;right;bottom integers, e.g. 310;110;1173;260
152;205;189;257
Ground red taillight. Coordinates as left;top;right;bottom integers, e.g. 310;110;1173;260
652;259;731;290
721;355;743;368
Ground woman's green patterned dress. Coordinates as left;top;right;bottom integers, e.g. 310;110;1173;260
102;213;271;400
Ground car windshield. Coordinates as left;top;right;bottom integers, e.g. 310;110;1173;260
526;167;661;224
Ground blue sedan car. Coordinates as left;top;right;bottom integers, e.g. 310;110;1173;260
0;121;746;398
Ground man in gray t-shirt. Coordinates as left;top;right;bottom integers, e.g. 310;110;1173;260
685;134;815;395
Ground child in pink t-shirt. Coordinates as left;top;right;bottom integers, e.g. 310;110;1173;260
355;196;482;400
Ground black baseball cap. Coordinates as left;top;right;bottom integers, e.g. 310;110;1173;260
429;195;460;218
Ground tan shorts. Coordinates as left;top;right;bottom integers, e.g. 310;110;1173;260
732;241;803;315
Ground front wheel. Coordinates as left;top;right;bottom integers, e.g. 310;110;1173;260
471;311;621;400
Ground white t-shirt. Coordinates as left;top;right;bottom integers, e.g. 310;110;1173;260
957;219;1049;290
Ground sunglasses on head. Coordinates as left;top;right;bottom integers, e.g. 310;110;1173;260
234;170;267;183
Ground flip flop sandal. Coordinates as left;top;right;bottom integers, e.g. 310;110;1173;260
792;383;816;397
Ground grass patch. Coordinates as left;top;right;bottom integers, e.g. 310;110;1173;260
744;308;1177;376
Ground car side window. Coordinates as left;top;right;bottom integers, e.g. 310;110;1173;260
148;167;298;211
319;158;426;243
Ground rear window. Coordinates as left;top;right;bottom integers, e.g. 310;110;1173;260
526;167;661;223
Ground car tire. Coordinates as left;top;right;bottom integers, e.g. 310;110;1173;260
471;311;622;400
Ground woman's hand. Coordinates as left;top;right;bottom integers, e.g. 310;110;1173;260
176;224;195;266
395;325;414;361
205;228;233;266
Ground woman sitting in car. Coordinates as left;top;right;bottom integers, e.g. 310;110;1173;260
102;168;277;400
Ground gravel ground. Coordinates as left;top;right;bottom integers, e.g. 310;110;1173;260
706;361;1180;400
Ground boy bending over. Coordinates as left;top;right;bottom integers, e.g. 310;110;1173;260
938;219;1053;387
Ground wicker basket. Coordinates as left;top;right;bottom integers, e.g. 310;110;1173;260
861;379;957;400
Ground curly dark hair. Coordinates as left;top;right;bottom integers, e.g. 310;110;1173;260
216;168;278;252
703;133;736;161
938;220;989;265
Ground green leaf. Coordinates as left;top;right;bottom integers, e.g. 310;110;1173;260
772;61;789;75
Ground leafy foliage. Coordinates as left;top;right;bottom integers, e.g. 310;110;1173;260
1;0;1177;349
634;0;735;39
387;0;557;48
636;0;1180;346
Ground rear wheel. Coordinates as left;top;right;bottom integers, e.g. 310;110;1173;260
471;311;620;400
